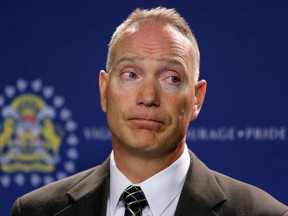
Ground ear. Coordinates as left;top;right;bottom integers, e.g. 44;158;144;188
99;70;108;112
191;80;207;121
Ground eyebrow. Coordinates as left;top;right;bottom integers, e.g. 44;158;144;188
156;57;185;68
115;56;144;66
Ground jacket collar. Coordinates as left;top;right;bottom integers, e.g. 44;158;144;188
55;158;110;216
175;150;227;216
54;151;227;216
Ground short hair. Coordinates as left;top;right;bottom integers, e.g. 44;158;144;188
106;7;200;81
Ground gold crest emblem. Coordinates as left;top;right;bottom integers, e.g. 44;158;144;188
0;94;62;173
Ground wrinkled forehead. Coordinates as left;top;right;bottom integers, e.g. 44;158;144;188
112;22;198;77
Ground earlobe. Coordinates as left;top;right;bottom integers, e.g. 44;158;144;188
191;80;207;121
99;70;108;112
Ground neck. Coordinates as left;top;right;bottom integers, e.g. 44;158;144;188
113;142;185;183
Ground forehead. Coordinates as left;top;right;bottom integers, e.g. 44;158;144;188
113;22;195;71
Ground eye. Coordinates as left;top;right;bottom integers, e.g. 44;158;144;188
164;75;181;85
168;76;180;83
121;71;138;80
160;71;183;89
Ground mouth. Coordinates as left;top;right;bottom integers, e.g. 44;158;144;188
128;118;165;130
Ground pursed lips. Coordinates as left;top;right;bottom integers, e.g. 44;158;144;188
128;117;165;130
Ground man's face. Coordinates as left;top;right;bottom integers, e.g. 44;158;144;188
100;22;206;158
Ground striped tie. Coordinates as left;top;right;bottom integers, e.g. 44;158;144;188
122;185;148;216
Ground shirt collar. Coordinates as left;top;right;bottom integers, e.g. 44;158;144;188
109;152;132;215
109;145;190;215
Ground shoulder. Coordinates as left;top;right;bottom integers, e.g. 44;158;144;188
212;171;288;215
12;159;110;216
186;150;288;215
22;166;96;201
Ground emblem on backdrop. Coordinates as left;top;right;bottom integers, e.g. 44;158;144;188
0;79;79;188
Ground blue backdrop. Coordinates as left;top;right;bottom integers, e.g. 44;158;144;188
1;1;287;215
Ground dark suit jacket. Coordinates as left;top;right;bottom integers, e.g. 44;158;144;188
11;151;288;216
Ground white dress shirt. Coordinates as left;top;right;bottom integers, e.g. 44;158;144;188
106;145;190;216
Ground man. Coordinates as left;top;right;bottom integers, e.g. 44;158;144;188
12;7;288;216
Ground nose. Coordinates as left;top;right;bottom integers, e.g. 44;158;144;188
136;79;160;107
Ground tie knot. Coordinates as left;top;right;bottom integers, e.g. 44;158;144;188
122;185;148;216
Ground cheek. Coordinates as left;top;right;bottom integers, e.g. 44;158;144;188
105;90;124;127
106;85;132;113
168;94;194;120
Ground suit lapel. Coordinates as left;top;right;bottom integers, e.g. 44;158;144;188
52;151;227;216
55;158;110;216
175;151;227;216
